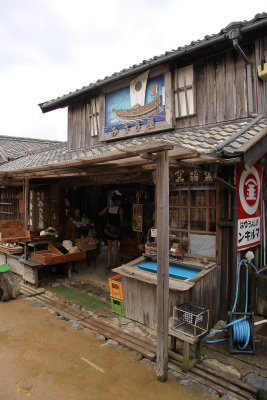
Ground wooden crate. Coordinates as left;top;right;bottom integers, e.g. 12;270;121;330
109;274;123;300
31;243;86;265
0;220;30;243
0;244;23;254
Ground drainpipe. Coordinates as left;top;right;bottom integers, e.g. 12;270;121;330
228;26;254;116
212;167;238;309
211;114;263;153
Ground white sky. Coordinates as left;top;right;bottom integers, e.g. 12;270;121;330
0;0;264;142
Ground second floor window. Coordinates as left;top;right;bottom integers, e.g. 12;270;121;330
174;65;195;118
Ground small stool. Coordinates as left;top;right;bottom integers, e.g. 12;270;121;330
168;327;203;372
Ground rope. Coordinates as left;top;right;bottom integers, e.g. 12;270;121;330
205;258;259;349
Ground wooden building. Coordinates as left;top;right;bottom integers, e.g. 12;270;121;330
0;12;266;380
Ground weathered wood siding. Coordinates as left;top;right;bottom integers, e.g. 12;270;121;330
255;37;267;115
123;276;190;329
0;187;21;220
68;97;101;150
175;49;248;128
123;266;217;330
67;39;267;150
190;266;218;327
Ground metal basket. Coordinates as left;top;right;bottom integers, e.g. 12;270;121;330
172;302;209;338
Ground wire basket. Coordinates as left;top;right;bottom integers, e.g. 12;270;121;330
172;303;209;338
144;227;157;257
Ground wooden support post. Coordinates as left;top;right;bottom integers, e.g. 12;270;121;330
156;150;169;382
23;178;29;229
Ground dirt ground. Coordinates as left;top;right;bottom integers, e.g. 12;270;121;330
0;297;208;400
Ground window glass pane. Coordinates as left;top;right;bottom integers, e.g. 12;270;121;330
169;192;177;206
170;209;179;228
179;188;188;206
191;208;206;231
180;208;188;229
179;91;187;116
190;186;206;206
187;88;194;114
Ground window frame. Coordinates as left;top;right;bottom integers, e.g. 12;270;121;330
174;64;195;118
169;182;217;258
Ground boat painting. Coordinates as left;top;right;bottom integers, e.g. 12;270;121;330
104;73;166;134
113;95;162;121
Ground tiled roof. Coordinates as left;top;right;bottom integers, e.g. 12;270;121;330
0;135;65;162
0;117;266;173
39;13;267;113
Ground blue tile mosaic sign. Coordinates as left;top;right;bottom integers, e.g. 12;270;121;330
104;71;166;137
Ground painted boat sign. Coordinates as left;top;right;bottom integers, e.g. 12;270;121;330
235;164;262;250
102;68;173;141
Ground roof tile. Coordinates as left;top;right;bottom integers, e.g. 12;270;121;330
0;117;266;173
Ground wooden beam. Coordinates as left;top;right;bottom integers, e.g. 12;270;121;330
3;142;174;177
23;178;29;229
169;150;198;160
140;152;157;162
156;150;169;382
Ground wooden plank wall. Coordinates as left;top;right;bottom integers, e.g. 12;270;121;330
123;276;190;330
190;266;218;327
255;36;267;115
175;44;257;129
67;39;267;150
68;97;100;150
0;187;21;220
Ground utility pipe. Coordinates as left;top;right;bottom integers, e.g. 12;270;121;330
232;38;254;115
211;114;263;153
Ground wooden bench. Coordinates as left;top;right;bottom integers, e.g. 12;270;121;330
168;327;204;372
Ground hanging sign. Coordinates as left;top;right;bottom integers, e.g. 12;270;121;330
132;204;143;232
236;164;262;250
103;69;173;141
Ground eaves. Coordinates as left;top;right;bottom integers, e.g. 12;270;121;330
39;13;267;114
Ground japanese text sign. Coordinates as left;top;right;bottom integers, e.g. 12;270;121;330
236;164;262;250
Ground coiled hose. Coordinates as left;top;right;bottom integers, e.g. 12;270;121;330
205;258;259;349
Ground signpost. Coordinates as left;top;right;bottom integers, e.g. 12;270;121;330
236;164;262;251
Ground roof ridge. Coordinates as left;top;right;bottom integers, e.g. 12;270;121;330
39;13;267;112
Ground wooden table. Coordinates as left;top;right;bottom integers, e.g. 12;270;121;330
168;327;205;372
19;239;50;260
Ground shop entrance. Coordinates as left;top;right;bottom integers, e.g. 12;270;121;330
63;183;155;272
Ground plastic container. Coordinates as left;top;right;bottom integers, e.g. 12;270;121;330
109;274;123;300
111;297;124;315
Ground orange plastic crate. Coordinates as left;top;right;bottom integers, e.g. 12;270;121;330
109;274;123;300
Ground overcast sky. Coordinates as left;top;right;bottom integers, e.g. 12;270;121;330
0;0;264;142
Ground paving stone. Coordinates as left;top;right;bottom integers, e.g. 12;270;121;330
55;315;69;321
71;320;83;330
170;371;219;397
202;358;241;379
243;373;267;391
29;301;44;308
100;339;118;347
257;388;267;400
